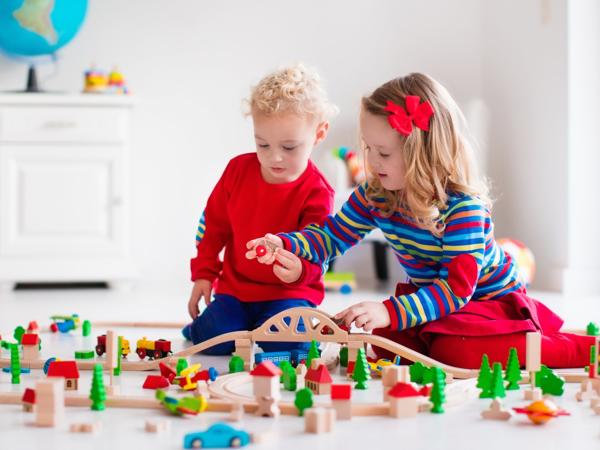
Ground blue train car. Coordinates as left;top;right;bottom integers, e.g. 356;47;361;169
290;349;308;367
254;351;291;366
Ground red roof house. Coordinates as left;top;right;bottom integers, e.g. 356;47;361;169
306;361;333;395
250;361;281;400
47;360;80;391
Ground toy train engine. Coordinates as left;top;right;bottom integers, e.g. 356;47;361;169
136;337;173;360
95;334;131;358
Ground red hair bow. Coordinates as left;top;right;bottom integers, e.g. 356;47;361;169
384;96;434;136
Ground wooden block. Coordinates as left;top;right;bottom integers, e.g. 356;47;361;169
305;407;336;433
145;419;170;433
481;399;514;421
389;397;419;418
70;422;102;433
35;379;65;427
524;387;543;401
576;380;596;402
255;396;280;418
228;402;244;422
332;400;352;420
347;342;363;364
525;332;542;372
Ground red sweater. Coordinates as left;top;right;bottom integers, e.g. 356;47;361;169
190;153;333;305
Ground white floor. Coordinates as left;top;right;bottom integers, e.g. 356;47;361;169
0;282;599;450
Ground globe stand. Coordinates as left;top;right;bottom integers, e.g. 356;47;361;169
25;65;40;93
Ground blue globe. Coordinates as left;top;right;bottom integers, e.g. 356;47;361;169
0;0;87;59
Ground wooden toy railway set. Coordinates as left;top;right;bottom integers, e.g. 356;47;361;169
1;307;599;445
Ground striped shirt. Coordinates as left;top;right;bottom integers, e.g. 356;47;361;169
278;182;523;330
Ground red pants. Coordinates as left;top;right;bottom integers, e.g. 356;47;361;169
372;284;595;369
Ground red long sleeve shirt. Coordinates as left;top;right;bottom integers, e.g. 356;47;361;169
190;153;333;305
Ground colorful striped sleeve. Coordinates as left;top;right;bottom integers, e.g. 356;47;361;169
195;211;206;245
278;183;376;269
383;197;486;330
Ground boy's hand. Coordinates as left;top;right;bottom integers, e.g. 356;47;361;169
272;248;302;284
188;279;213;319
333;301;391;332
245;233;284;265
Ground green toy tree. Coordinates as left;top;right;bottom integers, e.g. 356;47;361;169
282;365;297;391
535;365;565;396
306;340;320;369
352;347;371;390
429;367;446;413
90;363;107;411
82;320;91;337
410;361;426;384
586;322;599;336
490;362;506;398
176;358;189;376
294;388;313;416
10;343;20;384
279;360;292;383
229;355;245;373
477;354;493;398
339;346;348;367
13;326;25;345
504;347;521;390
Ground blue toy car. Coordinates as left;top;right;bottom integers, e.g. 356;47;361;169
183;423;250;448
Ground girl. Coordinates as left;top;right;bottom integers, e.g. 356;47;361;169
186;63;336;355
247;73;594;368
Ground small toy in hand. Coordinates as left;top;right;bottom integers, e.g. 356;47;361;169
256;245;267;257
254;239;277;260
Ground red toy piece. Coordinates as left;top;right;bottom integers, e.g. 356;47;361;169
143;375;170;390
256;245;267;257
513;399;570;425
159;362;177;384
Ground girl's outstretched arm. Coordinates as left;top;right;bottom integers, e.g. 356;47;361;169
278;182;377;268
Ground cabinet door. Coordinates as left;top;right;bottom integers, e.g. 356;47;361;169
0;145;126;257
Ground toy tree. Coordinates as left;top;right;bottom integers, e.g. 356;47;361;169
306;340;320;369
429;367;446;413
587;322;599;336
176;358;189;376
294;388;313;416
229;355;245;373
282;365;297;391
352;347;371;390
535;365;565;396
279;360;292;383
10;343;20;384
477;354;493;398
490;362;506;398
504;347;521;390
90;363;107;411
82;320;91;337
339;346;348;367
13;326;25;344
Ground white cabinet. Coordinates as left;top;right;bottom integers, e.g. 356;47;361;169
0;95;137;289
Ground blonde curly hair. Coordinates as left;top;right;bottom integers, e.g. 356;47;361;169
246;63;338;121
362;73;490;237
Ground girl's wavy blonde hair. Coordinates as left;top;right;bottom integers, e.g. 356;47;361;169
362;73;489;237
245;63;338;121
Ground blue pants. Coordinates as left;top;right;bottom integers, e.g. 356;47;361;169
188;294;313;355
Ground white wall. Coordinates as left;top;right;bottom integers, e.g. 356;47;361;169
565;0;600;294
0;0;485;289
481;0;568;290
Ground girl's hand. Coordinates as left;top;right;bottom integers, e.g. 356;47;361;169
188;279;213;319
272;248;302;284
333;301;391;332
245;233;284;265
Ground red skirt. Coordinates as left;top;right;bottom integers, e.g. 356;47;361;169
372;283;595;369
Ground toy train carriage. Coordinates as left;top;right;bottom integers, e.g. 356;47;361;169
136;337;173;360
254;349;308;367
95;334;131;358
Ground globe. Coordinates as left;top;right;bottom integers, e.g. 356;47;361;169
0;0;88;91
